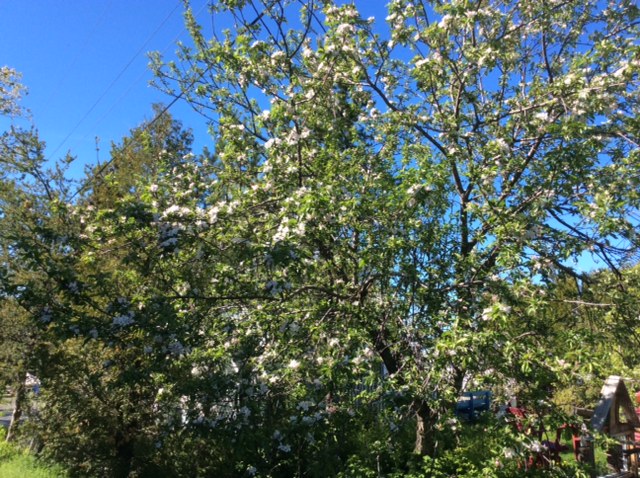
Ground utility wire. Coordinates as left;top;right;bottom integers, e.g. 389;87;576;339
70;1;213;201
41;0;115;111
71;62;211;201
47;0;183;162
71;89;185;200
87;1;210;139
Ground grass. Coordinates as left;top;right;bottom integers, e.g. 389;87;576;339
559;444;611;476
0;457;68;478
0;431;67;478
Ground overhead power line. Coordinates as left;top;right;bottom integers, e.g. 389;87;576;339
71;93;181;200
87;1;211;140
41;0;115;111
47;0;183;162
71;65;210;201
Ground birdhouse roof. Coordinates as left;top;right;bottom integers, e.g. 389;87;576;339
591;375;640;437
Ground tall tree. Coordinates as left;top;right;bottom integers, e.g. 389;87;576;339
85;103;194;207
22;110;205;477
0;67;64;443
545;265;640;410
150;0;640;457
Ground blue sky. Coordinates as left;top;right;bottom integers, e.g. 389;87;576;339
1;0;215;177
1;1;391;180
1;1;395;179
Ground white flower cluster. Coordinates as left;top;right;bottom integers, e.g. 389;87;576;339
273;221;290;242
158;221;182;248
297;400;314;412
162;205;192;218
438;14;453;30
336;23;355;36
264;137;281;150
288;359;300;369
325;4;359;19
278;443;291;453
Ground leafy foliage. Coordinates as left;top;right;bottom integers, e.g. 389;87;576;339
1;0;639;476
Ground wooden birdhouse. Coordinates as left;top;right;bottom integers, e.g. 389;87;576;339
591;376;640;438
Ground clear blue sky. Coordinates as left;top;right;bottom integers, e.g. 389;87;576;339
1;1;389;179
1;0;215;177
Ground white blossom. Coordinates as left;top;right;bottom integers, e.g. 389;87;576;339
288;359;301;369
160;237;178;248
297;400;314;411
162;205;192;218
207;205;220;222
438;14;452;29
294;221;306;236
336;23;355;36
481;307;493;321
495;138;510;153
274;223;290;242
534;111;549;122
168;340;187;356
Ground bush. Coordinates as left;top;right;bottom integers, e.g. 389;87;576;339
338;414;595;478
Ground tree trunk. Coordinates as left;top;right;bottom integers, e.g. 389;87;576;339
113;431;134;478
372;328;439;456
6;371;26;442
414;401;436;456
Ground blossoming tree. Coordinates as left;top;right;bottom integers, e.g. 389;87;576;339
3;0;640;475
148;0;640;457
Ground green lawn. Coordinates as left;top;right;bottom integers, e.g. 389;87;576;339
0;431;67;478
0;456;67;478
559;446;610;476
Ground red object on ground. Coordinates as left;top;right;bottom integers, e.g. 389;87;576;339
506;407;572;468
